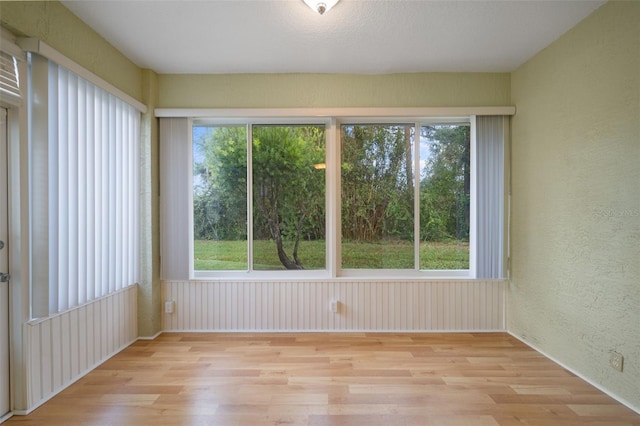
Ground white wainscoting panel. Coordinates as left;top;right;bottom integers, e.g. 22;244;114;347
162;280;505;332
24;285;138;412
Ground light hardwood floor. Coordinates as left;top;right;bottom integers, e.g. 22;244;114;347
6;333;640;425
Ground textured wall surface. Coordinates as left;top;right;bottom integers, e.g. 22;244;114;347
158;72;511;108
138;69;162;338
510;1;640;411
0;1;142;101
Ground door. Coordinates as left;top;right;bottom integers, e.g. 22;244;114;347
0;107;10;418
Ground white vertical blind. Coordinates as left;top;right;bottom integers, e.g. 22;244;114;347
36;59;140;314
476;116;505;279
159;118;191;281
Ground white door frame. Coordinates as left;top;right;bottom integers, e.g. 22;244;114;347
1;31;29;417
0;107;10;423
1;96;29;419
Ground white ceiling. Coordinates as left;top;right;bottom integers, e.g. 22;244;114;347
61;0;605;75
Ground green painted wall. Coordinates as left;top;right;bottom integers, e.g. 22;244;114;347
0;1;142;101
158;72;510;108
139;69;162;338
510;1;640;410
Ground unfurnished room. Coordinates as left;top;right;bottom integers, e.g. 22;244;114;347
0;1;638;425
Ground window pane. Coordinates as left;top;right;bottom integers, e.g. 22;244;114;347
252;125;326;270
193;125;248;270
341;124;415;269
419;125;470;270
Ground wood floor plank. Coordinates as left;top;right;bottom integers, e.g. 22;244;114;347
5;332;639;425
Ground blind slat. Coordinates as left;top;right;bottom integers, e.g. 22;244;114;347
0;51;20;99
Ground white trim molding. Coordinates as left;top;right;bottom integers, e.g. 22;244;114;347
155;106;516;119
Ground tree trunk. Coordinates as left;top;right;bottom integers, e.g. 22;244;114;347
292;212;306;266
266;212;304;270
275;235;303;270
404;125;414;194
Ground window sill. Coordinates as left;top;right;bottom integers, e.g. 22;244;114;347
190;270;478;282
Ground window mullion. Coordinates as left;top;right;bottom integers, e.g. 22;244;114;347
327;118;339;277
469;115;478;278
246;123;254;273
414;122;420;271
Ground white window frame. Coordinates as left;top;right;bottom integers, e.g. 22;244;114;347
191;117;333;281
337;117;475;279
186;113;484;280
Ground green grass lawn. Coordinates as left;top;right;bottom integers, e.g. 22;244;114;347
194;239;468;271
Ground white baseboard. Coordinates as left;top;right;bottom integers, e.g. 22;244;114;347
137;331;163;340
161;328;507;333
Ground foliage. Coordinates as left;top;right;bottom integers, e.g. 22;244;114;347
420;125;470;242
193;126;248;241
252;125;325;269
341;125;414;243
192;122;470;271
193;125;325;270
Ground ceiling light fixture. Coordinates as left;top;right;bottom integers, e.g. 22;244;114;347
303;0;339;15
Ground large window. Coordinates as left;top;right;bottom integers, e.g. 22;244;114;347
340;123;470;271
180;113;505;279
192;122;326;272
